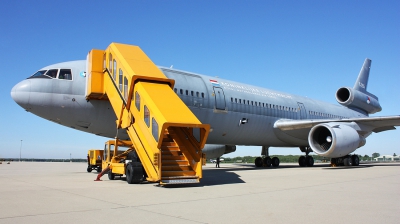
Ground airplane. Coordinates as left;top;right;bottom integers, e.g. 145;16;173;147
11;50;400;168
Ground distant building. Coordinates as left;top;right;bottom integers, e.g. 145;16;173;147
374;155;400;161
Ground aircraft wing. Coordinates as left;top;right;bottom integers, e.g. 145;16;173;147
274;115;400;133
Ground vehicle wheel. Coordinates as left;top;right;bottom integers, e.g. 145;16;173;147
271;157;280;167
255;157;263;167
351;155;359;166
298;156;306;167
263;157;272;167
87;167;92;173
126;162;143;184
108;170;115;180
306;156;314;167
96;166;102;173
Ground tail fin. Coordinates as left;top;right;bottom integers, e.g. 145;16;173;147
353;58;371;93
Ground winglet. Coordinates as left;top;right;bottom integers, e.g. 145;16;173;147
353;58;371;93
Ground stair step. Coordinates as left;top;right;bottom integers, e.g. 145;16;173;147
162;165;192;171
162;160;189;166
162;142;177;146
161;151;183;156
161;145;179;150
160;178;199;184
162;170;196;177
162;155;185;160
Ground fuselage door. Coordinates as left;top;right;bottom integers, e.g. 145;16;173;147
297;102;307;119
213;87;226;110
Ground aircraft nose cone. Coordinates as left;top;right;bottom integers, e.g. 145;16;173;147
11;80;31;110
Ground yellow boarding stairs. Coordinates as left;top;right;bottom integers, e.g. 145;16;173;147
86;43;210;185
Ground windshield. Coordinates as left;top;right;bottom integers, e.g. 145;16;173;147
29;70;50;79
28;68;72;80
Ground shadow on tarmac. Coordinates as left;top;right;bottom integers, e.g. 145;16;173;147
88;162;400;188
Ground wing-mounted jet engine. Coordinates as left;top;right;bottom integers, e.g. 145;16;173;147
335;58;382;115
308;123;366;158
202;144;236;159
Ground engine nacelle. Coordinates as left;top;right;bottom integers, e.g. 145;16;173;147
308;123;366;158
336;87;381;114
202;144;236;159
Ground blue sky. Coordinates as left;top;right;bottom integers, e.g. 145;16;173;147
1;0;399;159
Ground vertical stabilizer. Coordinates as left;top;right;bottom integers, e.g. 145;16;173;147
353;58;371;93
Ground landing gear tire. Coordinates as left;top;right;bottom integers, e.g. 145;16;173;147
271;157;280;167
343;156;352;166
306;156;314;167
263;157;272;167
298;156;306;167
87;167;92;173
108;170;115;180
351;155;360;166
255;157;263;167
126;162;144;184
96;166;102;173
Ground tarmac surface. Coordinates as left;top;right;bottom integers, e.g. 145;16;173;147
0;162;399;223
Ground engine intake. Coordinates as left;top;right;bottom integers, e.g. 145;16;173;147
308;123;365;158
336;87;381;114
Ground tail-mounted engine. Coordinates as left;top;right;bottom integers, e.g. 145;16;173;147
336;87;381;114
308;123;366;158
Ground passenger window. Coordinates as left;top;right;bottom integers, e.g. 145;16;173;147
152;118;159;142
239;99;241;104
58;69;72;80
185;90;188;95
144;106;150;127
191;91;194;96
174;88;177;93
113;60;117;80
201;93;204;98
196;92;199;97
46;69;58;78
180;89;183;94
124;76;128;100
119;69;123;91
109;53;112;73
103;53;106;70
135;92;140;111
231;97;233;102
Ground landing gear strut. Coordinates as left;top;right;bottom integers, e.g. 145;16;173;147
298;147;314;167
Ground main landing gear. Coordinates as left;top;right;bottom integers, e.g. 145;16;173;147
254;156;280;168
255;146;280;168
330;155;359;167
298;147;314;167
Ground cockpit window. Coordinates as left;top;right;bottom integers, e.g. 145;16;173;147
58;69;72;80
29;70;49;79
46;69;58;78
